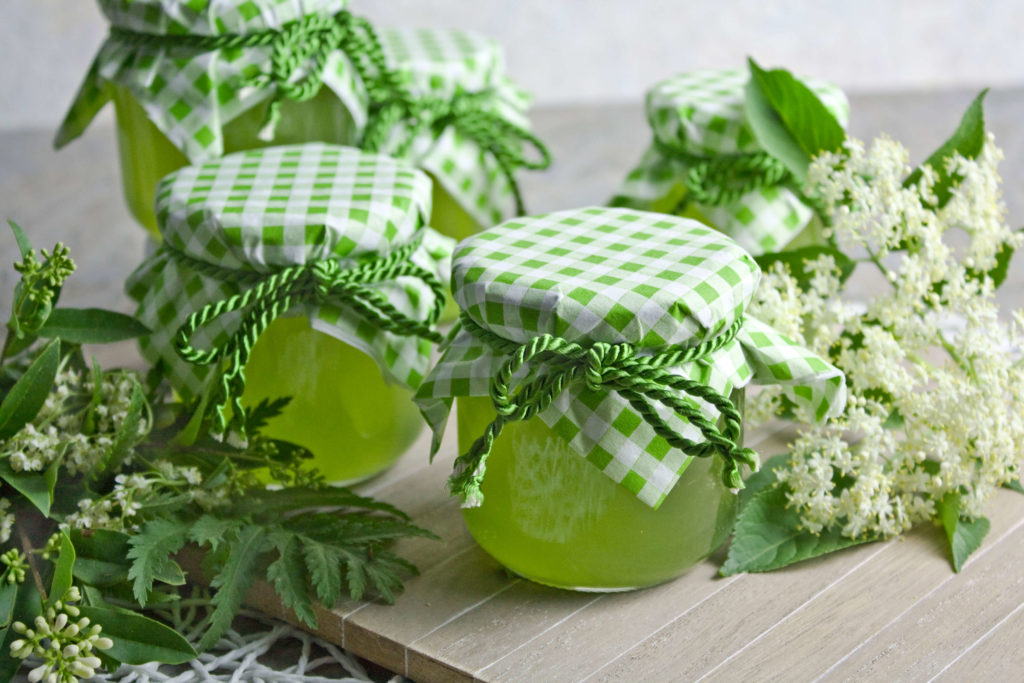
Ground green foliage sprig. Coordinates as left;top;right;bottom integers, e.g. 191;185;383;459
0;222;434;681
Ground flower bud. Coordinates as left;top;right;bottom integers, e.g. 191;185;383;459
93;637;114;650
53;613;67;632
62;643;79;657
27;664;48;682
69;661;97;679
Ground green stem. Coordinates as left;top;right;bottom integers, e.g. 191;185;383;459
938;331;976;380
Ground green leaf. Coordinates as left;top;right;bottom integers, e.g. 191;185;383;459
127;518;188;607
267;531;317;628
244;396;292;435
1004;478;1024;495
966;227;1022;288
745;58;846;184
7;220;34;260
199;525;269;651
754;245;857;290
71;529;132;587
94;376;147;480
938;492;991;572
187;515;244;553
233;486;409;520
36;308;150;344
0;455;60;516
0;337;60;440
739;453;789;509
301;536;344;607
904;90;987;207
79;605;197;665
47;532;75;608
721;483;875;575
0;581;17;629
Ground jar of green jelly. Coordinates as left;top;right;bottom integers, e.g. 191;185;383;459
128;144;453;484
416;207;847;590
55;1;548;240
611;68;849;256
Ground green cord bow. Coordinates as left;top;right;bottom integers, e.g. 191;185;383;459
171;240;445;438
108;11;551;212
653;139;790;209
451;314;758;506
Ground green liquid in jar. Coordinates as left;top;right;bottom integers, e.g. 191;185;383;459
457;395;739;591
242;316;423;484
112;86;357;238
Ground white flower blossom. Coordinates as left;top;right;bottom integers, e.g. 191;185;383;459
749;134;1024;538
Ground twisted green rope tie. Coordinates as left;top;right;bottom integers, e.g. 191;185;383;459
451;314;758;506
109;12;551;213
170;240;445;437
653;139;790;209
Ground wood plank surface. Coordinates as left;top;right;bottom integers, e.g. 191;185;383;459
3;88;1024;681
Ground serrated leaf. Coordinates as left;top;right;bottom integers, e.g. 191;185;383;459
754;245;857;290
79;605;196;665
199;525;269;651
745;58;846;184
267;532;317;628
127;518;188;607
301;536;344;607
47;532;75;608
938;492;991;572
0;455;60;516
244;396;292;434
8;220;34;259
36;308;150;344
721;483;874;575
187;515;244;553
0;337;59;440
904;90;987;207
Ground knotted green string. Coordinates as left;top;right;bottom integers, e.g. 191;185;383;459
654;139;790;209
451;314;758;506
109;11;551;212
171;240;445;438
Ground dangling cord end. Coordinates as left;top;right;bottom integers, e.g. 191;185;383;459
258;98;284;142
448;419;503;508
722;446;759;490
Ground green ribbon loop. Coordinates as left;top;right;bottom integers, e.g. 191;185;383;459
653;138;791;208
107;11;551;211
361;88;552;216
171;240;445;438
451;314;758;506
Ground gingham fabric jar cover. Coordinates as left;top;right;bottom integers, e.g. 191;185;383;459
127;143;454;404
611;69;850;255
415;207;847;508
55;0;543;228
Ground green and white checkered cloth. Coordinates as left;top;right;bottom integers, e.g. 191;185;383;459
415;207;846;508
55;0;536;229
375;27;534;228
612;69;850;255
127;143;453;399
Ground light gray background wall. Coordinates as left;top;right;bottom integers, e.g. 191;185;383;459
2;0;1023;130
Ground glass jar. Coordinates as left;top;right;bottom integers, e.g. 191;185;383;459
128;143;449;484
242;316;424;484
457;392;743;590
111;86;356;237
612;68;848;255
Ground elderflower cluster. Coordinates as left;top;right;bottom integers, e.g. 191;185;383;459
2;369;149;476
9;586;113;683
748;133;1024;538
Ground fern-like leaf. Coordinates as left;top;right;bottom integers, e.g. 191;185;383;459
266;530;317;628
198;524;270;651
188;515;244;552
127;517;188;607
301;536;345;607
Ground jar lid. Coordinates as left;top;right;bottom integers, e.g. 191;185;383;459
452;206;759;347
154;143;432;269
647;68;850;157
419;207;847;509
128;143;452;408
97;0;348;37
